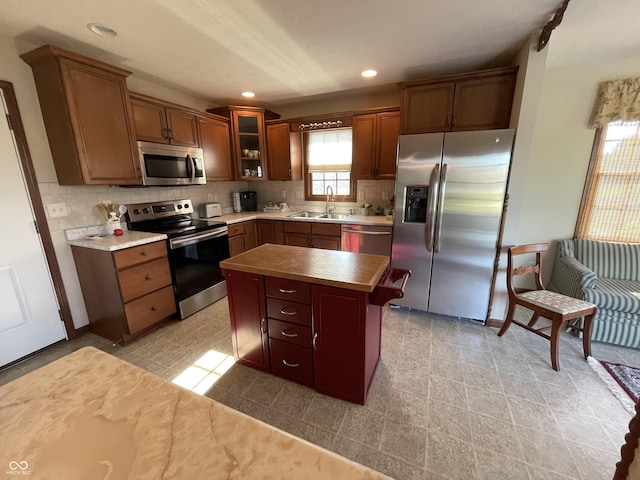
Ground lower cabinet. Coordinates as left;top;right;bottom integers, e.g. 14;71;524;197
283;221;341;250
257;219;284;245
228;220;257;256
225;269;269;372
222;269;381;404
71;241;176;343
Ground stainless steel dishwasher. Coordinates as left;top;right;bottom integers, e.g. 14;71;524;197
341;224;393;256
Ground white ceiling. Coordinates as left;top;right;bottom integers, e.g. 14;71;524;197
1;0;639;107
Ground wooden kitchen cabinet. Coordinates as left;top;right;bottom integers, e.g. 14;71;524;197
228;220;257;257
352;109;400;180
71;241;176;343
130;93;199;147
257;219;285;245
197;114;234;181
266;122;302;181
312;284;382;404
207;106;280;180
224;270;269;372
283;221;341;250
400;66;517;134
20;44;140;185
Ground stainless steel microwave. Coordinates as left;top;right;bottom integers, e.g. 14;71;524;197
137;141;206;186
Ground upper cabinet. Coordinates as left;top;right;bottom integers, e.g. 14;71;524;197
352;109;400;180
130;93;199;147
207;106;280;181
21;45;140;185
197;114;234;181
266;122;302;181
400;66;518;134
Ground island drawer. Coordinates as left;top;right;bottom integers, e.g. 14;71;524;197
265;277;310;304
269;338;313;387
268;318;311;347
267;298;311;326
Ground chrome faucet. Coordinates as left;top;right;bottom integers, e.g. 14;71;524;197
326;185;336;215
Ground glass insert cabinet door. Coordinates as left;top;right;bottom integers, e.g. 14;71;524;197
231;110;267;180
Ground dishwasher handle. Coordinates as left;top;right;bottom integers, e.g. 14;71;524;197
342;228;391;235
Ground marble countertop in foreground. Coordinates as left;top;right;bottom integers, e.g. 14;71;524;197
0;347;390;480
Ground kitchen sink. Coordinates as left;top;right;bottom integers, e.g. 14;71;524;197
287;211;312;218
315;213;352;220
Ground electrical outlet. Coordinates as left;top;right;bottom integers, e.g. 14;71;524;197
47;203;68;218
358;191;365;201
281;190;286;199
207;193;214;201
382;190;389;200
295;190;303;199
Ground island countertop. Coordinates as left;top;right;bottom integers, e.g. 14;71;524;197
220;244;390;292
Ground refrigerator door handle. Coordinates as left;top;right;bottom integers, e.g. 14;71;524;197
434;163;448;253
426;163;440;252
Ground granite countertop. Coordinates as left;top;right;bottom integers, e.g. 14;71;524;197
68;230;167;251
220;244;390;292
208;211;394;227
0;347;390;480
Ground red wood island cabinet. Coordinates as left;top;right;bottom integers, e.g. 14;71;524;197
221;244;410;405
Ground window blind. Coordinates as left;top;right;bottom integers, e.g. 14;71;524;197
577;122;640;242
307;128;352;172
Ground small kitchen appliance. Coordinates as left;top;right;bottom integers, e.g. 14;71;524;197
201;203;223;218
240;191;257;211
125;199;229;319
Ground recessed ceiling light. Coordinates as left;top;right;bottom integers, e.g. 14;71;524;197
87;23;118;37
241;91;255;98
361;70;377;78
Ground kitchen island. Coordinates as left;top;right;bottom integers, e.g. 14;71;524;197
220;244;408;404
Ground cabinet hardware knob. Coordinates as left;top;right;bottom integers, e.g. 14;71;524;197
145;274;152;281
312;332;318;350
278;288;296;294
282;359;300;368
280;308;297;316
260;318;267;333
151;306;157;311
281;330;298;337
140;251;148;256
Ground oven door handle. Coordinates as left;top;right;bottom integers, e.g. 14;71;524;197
169;227;228;249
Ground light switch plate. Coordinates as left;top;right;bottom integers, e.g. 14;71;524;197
47;203;68;218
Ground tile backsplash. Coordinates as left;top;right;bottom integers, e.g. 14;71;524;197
39;179;396;234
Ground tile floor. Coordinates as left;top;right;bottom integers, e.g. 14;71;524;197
1;299;637;480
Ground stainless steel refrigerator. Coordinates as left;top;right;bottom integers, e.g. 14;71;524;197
391;129;514;322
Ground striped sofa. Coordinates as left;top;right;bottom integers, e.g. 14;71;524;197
548;239;640;348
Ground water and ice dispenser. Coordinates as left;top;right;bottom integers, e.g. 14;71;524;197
403;186;428;223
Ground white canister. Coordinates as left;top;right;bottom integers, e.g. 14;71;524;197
232;192;242;213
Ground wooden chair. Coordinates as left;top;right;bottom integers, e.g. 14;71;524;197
497;243;597;371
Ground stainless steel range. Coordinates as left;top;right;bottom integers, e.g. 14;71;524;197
125;199;229;319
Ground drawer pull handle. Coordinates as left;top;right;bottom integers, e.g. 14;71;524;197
282;359;300;368
312;332;318;350
279;288;296;294
260;318;267;333
281;330;298;337
151;306;157;311
145;274;152;281
140;250;148;256
280;308;297;316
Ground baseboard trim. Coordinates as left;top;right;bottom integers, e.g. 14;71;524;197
486;318;504;328
74;325;91;335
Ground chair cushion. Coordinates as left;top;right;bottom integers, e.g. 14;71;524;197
517;290;596;315
584;278;640;314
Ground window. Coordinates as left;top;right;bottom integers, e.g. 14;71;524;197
576;122;640;242
304;128;355;201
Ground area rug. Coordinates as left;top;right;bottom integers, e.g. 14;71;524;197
588;356;639;414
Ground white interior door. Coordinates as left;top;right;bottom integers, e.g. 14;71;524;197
0;90;66;366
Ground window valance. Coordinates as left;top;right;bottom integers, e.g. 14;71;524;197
591;77;640;128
